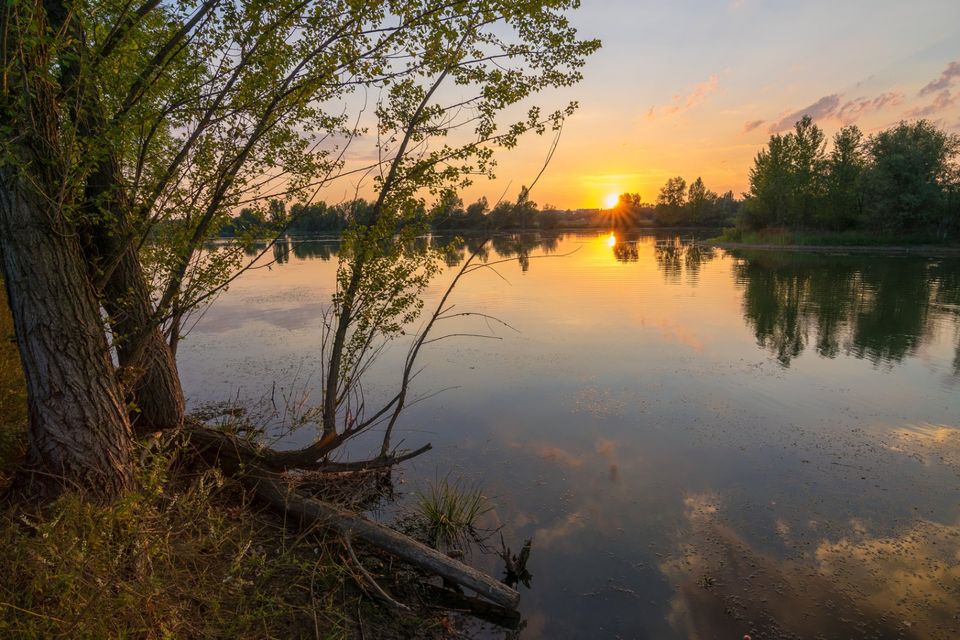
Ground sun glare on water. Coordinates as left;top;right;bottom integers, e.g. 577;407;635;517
606;232;616;248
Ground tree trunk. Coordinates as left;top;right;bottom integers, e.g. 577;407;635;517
0;167;134;501
104;241;186;434
83;159;186;433
70;43;185;433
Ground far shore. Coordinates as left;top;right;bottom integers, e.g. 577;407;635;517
708;240;960;258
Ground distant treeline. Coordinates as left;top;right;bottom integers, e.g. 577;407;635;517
732;117;960;240
217;181;739;238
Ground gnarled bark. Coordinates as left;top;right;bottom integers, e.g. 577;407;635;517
83;163;185;433
66;22;185;433
0;168;134;500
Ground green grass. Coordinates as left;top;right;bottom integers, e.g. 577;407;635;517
414;476;490;552
714;227;951;247
0;289;444;639
0;445;361;639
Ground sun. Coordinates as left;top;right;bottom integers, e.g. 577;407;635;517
603;193;620;209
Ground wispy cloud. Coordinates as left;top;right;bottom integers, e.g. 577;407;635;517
768;94;841;133
837;91;904;124
764;90;906;134
919;61;960;96
742;119;765;132
647;75;719;120
906;89;958;118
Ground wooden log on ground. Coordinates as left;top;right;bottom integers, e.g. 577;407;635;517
183;424;517;608
247;471;520;609
420;584;522;629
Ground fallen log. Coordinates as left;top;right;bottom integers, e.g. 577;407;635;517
247;470;520;609
420;583;522;629
184;424;519;609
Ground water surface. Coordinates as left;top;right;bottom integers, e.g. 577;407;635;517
179;232;960;639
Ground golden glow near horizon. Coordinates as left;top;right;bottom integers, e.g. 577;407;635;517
604;193;620;209
445;5;960;210
323;5;960;211
606;232;617;248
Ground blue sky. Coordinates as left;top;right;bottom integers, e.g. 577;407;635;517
484;0;960;208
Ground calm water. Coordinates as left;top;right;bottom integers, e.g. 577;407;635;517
179;232;960;639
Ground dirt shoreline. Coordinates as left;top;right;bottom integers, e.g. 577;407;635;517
708;241;960;258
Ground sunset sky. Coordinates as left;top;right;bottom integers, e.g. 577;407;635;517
451;0;960;210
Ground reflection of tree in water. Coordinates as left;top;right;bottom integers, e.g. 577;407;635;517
612;238;639;262
290;240;338;261
734;252;960;368
930;261;960;375
488;233;561;273
271;238;290;264
649;236;716;284
263;232;568;271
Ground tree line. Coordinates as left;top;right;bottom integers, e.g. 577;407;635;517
738;117;960;239
222;177;741;238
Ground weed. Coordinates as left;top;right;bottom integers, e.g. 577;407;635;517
414;476;491;553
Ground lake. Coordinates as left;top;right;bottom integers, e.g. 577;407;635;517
178;231;960;639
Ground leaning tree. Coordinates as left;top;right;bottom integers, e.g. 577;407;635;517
1;0;598;509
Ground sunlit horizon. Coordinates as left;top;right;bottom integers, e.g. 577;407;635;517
340;0;959;211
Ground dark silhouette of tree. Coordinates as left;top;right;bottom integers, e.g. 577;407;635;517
732;251;952;367
739;117;959;238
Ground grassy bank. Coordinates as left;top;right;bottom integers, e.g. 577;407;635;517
0;291;449;639
713;227;959;247
709;228;960;257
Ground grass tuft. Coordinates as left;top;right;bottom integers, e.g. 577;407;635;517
414;476;490;552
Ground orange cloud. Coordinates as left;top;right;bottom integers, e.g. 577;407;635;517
768;94;841;132
647;75;719;120
837;91;904;123
919;60;960;96
906;89;958;118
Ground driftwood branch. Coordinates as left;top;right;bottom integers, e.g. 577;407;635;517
184;425;518;608
247;470;520;609
183;422;430;472
344;534;409;611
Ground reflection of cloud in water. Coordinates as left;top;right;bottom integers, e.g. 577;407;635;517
662;492;957;639
534;511;588;549
510;442;585;468
508;437;627;550
885;423;960;470
637;316;705;352
510;437;621;471
814;519;960;637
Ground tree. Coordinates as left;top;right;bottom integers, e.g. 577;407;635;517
822;125;865;230
655;176;687;225
863;120;957;234
743;133;794;229
686;177;718;225
1;0;599;500
789;115;828;227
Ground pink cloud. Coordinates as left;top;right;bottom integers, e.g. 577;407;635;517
742;119;765;132
647;75;719;120
768;94;841;133
919;61;960;96
836;92;905;124
906;89;958;118
765;90;907;134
